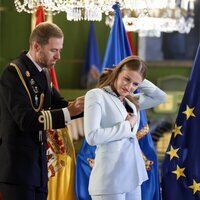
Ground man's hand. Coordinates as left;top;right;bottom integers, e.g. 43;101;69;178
68;96;84;117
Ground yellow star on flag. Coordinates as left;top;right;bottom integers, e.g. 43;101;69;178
188;180;200;194
172;124;182;138
166;146;179;160
172;165;186;180
182;105;195;120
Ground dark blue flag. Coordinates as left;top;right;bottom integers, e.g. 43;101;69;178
80;22;102;89
161;44;200;199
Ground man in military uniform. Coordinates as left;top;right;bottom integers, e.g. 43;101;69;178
0;22;84;200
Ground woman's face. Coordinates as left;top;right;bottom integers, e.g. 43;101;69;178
114;68;143;100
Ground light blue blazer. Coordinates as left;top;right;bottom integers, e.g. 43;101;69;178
84;79;167;196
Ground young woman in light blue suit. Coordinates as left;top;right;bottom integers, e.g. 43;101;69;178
84;56;167;200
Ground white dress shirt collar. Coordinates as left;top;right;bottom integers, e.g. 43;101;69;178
26;52;43;72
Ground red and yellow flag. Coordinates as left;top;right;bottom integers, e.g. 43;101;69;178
47;129;76;200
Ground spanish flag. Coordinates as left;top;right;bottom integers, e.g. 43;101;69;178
47;128;76;200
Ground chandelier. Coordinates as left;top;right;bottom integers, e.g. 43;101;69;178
105;0;195;37
14;0;196;36
14;0;113;17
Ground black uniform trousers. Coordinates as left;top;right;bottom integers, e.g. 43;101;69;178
0;183;47;200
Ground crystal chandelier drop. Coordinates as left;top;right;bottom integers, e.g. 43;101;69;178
65;0;116;21
14;0;68;14
14;0;196;36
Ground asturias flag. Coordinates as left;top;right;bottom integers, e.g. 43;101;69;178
81;22;102;89
102;4;161;200
161;44;200;199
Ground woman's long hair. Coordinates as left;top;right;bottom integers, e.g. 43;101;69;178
97;55;147;110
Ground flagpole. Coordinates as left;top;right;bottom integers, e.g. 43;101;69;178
46;12;60;91
46;11;53;23
31;12;35;31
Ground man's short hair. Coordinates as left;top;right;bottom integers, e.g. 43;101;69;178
29;22;64;46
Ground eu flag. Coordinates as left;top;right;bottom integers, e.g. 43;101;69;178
161;44;200;199
80;22;102;89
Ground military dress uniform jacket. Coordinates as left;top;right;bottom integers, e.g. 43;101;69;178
0;51;68;187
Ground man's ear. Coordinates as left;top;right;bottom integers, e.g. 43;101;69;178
33;41;40;51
